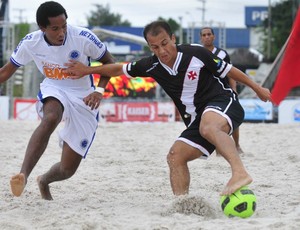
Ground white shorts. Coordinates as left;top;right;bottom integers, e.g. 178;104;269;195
36;83;98;158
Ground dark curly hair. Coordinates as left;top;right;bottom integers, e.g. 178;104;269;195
36;1;68;28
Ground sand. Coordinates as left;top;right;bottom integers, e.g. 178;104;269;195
0;120;300;230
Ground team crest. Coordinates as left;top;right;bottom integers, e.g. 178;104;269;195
69;50;80;60
187;70;197;80
80;139;89;149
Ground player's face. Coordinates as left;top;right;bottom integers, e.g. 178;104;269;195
41;14;67;46
147;30;177;68
200;28;215;47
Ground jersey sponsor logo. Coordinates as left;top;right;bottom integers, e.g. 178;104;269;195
14;34;33;54
42;62;70;80
146;62;159;72
79;30;103;49
213;58;226;73
187;70;197;80
213;58;222;67
69;50;80;59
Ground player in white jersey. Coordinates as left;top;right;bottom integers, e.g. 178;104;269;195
0;1;114;200
200;27;244;154
65;21;272;196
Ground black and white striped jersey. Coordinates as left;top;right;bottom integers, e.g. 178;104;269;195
123;44;234;126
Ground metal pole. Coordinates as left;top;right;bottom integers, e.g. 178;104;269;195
198;0;206;27
179;16;183;44
267;0;272;60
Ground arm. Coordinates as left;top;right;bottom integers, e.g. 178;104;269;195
224;52;237;92
65;60;124;78
228;77;237;93
227;66;272;102
95;51;115;89
66;59;124;110
0;62;19;83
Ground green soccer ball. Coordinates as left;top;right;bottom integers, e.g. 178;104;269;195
220;186;257;218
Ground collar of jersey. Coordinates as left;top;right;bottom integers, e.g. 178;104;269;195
43;32;67;46
158;52;182;76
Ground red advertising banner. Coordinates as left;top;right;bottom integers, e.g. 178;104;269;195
12;99;176;122
14;98;39;120
101;102;175;122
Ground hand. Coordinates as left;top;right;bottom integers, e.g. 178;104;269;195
84;91;103;110
256;86;273;103
64;60;89;79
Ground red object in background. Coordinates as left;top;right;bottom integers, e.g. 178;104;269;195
106;102;169;122
271;9;300;105
92;62;157;99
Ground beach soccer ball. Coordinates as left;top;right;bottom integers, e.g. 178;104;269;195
220;186;256;218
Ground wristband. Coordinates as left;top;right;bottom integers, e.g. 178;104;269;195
95;87;105;94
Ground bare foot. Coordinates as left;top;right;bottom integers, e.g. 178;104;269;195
37;176;53;200
10;173;26;197
221;173;253;196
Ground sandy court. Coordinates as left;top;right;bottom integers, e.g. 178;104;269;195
0;120;300;230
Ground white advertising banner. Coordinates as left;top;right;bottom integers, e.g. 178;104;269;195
0;96;9;120
239;99;273;121
278;99;300;124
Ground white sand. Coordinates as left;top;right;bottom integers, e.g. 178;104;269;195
0;120;300;230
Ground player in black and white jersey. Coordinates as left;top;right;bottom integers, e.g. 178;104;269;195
66;21;272;196
200;27;244;154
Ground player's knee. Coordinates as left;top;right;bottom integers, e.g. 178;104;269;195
43;112;62;127
199;124;214;140
167;147;185;166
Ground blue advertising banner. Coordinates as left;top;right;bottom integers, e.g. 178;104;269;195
239;99;273;121
245;6;268;27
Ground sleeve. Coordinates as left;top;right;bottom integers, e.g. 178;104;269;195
223;50;231;64
199;46;232;79
81;28;108;61
123;58;152;78
10;34;34;67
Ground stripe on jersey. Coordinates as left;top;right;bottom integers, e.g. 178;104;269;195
181;56;204;125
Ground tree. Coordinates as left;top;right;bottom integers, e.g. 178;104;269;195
261;0;298;62
87;4;131;26
157;17;180;33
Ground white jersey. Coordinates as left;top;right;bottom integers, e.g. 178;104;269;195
9;25;108;157
10;24;107;93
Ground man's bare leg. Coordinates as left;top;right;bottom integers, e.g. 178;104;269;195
37;142;82;200
167;141;202;195
232;128;244;154
37;174;54;200
201;112;252;195
10;98;63;197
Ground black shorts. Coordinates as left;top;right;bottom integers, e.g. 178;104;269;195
178;95;244;158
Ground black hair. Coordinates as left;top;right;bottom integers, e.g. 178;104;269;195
36;1;68;28
143;20;172;42
200;27;215;36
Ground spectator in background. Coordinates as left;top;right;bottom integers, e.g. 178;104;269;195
200;27;244;154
